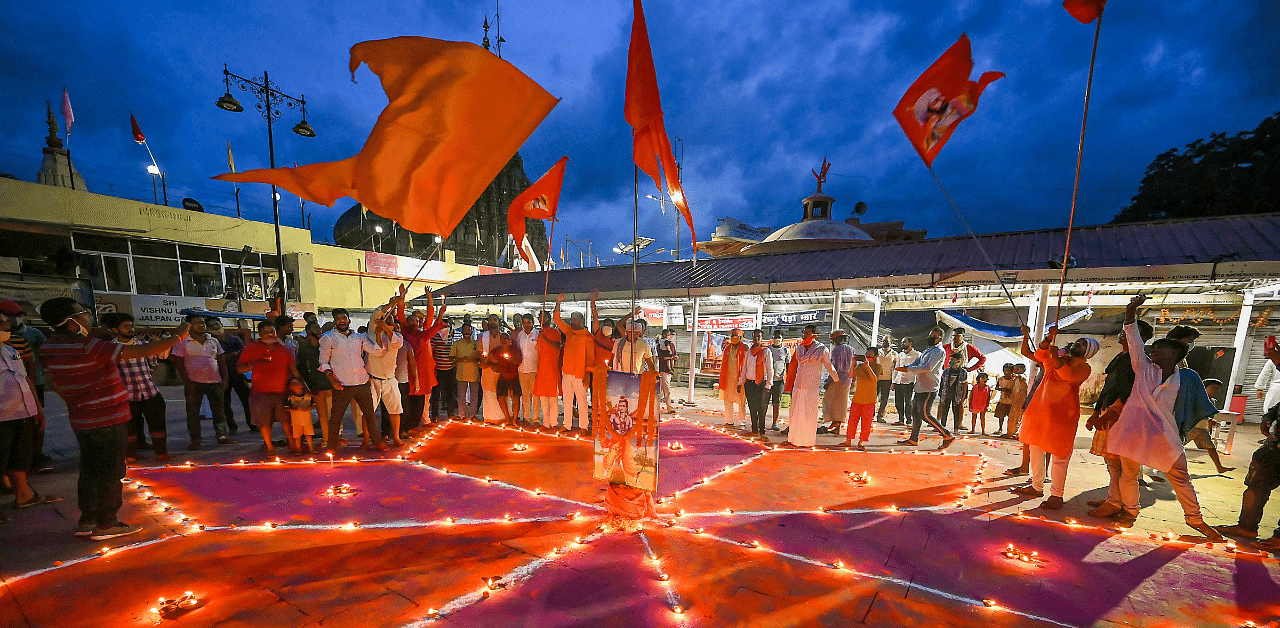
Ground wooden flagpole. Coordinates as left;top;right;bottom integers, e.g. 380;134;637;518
1054;13;1105;323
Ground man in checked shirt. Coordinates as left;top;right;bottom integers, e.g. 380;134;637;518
104;314;172;462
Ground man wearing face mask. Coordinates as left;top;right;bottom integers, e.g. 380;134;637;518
171;315;231;449
40;297;190;539
0;307;53;511
239;321;304;455
766;331;789;430
895;327;956;450
554;291;600;432
0;299;53;472
783;324;836;447
718;328;749;429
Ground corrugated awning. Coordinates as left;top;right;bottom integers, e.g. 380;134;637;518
436;213;1280;305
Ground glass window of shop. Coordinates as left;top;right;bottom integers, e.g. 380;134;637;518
71;233;271;301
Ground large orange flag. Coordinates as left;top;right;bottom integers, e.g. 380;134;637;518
214;37;559;238
893;35;1003;168
1063;0;1106;24
625;0;696;251
507;155;568;267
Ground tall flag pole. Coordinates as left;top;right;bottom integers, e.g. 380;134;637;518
894;35;1022;324
1054;0;1107;322
62;87;76;191
625;0;696;263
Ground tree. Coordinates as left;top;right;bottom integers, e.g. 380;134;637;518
1111;110;1280;223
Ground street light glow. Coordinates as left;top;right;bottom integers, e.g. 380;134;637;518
146;164;161;175
375;225;384;233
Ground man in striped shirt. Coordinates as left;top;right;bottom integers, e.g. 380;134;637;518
40;298;190;540
430;319;456;421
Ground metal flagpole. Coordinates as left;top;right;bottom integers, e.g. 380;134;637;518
1054;13;1105;323
631;166;640;371
542;220;556;313
927;168;1025;327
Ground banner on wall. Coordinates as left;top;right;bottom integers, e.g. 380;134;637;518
684;315;758;332
665;305;684;326
761;309;825;326
132;295;207;326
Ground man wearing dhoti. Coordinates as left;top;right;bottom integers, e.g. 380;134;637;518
784;324;835;447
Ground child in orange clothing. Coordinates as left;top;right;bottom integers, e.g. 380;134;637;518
969;372;991;435
845;348;880;451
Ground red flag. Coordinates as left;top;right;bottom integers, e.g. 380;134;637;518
1063;0;1106;24
625;0;697;251
508;156;568;266
893;35;1003;168
61;87;74;132
130;114;146;144
214;37;559;238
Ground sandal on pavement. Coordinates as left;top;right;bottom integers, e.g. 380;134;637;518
15;493;62;509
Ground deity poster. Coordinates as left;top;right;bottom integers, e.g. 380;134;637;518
592;370;660;493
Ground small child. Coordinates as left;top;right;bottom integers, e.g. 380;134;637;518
284;378;315;455
969;372;991;435
992;363;1016;436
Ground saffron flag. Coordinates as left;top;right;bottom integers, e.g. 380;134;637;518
893;34;1003;168
227;141;236;173
214;36;559;238
130;114;145;144
625;0;697;251
61;87;74;132
1063;0;1106;24
507;156;568;267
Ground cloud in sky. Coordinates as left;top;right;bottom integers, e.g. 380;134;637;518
1;0;1276;266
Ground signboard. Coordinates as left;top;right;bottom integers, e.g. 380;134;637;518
761;309;825;326
665;305;685;327
132;295;207;326
640;305;664;328
684;315;759;332
365;251;398;277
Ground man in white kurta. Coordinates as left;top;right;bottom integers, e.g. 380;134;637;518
479;315;504;423
1105;295;1224;540
786;324;835;447
1256;359;1280;416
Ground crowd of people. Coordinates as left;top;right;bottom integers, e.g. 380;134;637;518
0;292;1276;549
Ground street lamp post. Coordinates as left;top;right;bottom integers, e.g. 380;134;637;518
215;64;317;304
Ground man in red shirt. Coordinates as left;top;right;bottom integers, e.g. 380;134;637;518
40;298;189;540
238;321;303;455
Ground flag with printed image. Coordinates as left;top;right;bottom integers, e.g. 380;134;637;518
893;35;1003;168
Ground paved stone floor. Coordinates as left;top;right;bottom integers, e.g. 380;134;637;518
1;385;1277;627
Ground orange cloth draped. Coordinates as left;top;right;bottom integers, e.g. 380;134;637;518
605;483;657;519
508;156;568;267
625;0;696;251
1019;347;1092;457
214;36;559;238
533;327;563;397
893;34;1003;168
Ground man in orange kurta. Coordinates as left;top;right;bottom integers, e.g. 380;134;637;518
1014;325;1099;509
554;292;598;432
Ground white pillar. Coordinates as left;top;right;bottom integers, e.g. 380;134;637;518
1226;291;1256;398
831;290;843;332
688;297;700;404
871;295;882;348
756;299;764;331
